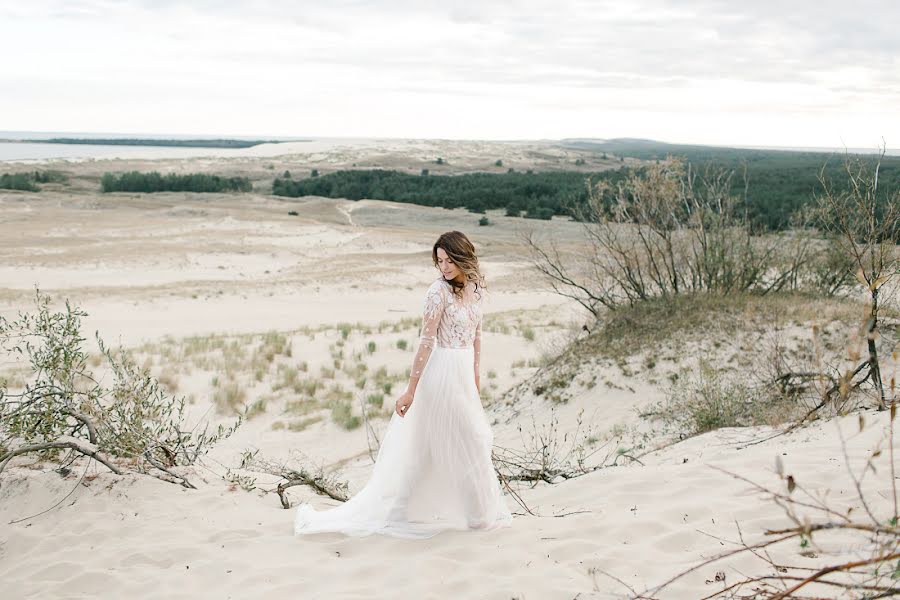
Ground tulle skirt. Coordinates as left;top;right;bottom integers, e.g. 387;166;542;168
294;345;513;539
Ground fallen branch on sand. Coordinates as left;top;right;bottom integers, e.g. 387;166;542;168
238;450;350;508
0;436;122;480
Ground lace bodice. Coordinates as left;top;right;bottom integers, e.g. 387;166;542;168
409;277;484;381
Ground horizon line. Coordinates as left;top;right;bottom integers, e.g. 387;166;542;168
0;129;896;154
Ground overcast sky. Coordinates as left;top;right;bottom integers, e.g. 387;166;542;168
1;0;897;148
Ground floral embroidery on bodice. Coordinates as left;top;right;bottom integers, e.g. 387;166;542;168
424;278;482;348
408;277;485;380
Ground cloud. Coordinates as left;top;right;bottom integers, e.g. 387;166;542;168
0;0;897;146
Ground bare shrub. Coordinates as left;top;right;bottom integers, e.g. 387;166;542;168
524;159;817;316
815;149;900;410
492;407;618;486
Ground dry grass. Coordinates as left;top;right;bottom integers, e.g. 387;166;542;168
245;396;269;420
330;400;361;430
288;415;324;431
644;361;807;437
576;291;866;363
156;372;179;393
284;398;319;416
213;380;247;414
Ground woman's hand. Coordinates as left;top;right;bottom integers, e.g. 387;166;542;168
475;374;481;395
395;390;415;417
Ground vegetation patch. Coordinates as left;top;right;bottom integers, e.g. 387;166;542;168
101;171;252;193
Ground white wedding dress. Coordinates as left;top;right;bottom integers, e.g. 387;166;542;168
294;276;513;538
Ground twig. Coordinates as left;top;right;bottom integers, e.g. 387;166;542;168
0;438;122;488
143;450;196;489
769;552;900;599
7;459;91;524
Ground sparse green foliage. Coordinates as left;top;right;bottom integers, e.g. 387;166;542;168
330;400;361;430
0;290;242;487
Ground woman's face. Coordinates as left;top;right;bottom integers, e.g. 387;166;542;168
436;247;462;282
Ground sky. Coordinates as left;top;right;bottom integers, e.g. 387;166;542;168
1;0;898;148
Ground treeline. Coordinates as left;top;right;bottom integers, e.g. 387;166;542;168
0;170;67;192
273;169;629;220
562;139;900;230
45;138;280;148
101;171;252;193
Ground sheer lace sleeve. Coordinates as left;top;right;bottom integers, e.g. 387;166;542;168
473;315;482;384
407;280;447;390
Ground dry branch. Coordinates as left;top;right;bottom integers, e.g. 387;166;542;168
0;437;122;486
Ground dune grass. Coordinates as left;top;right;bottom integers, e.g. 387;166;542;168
213;380;247;414
124;316;462;432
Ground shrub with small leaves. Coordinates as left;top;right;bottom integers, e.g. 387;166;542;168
0;290;242;488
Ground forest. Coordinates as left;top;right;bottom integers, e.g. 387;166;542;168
272;169;629;220
272;140;900;230
100;171;252;193
562;139;900;230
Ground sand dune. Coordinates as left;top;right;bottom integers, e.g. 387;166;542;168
1;144;896;599
1;413;893;599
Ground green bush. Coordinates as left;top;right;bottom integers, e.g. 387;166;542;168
0;173;39;191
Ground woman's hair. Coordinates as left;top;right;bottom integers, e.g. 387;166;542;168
432;230;485;301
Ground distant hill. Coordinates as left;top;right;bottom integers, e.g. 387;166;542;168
559;138;894;161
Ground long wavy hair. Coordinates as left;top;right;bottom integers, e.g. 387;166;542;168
432;230;485;301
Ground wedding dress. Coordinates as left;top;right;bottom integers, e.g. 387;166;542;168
294;276;513;538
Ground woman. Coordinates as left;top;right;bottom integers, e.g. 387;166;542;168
294;231;513;538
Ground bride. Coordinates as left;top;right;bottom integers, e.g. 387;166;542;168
294;230;513;538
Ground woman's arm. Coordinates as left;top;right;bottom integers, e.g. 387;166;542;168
406;282;447;396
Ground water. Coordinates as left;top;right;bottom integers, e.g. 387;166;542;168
0;131;312;162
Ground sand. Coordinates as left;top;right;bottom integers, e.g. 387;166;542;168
0;140;897;599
